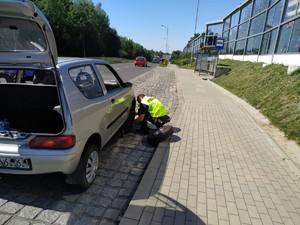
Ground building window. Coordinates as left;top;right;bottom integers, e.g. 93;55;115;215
284;0;300;21
231;11;240;27
224;17;231;31
269;0;278;6
235;39;246;55
249;12;267;35
238;21;249;39
265;0;285;31
207;24;223;36
228;41;235;54
223;31;229;42
276;18;300;53
246;35;262;55
205;35;218;46
289;19;300;52
240;2;253;23
253;0;269;16
261;28;278;54
224;42;229;54
229;26;238;41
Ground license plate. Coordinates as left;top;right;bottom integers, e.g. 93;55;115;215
0;157;31;170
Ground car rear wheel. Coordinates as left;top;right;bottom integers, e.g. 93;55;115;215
66;143;99;190
84;146;99;183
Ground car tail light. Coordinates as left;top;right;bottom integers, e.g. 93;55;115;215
29;135;76;149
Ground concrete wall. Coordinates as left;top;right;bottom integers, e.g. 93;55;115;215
220;54;300;74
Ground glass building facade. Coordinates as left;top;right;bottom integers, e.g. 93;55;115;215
200;0;300;67
182;35;204;55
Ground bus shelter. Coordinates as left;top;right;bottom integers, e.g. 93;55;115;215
195;47;219;76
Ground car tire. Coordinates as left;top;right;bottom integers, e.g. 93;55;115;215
147;125;174;145
66;143;99;190
124;101;136;128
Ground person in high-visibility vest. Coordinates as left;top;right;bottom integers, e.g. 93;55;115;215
133;94;170;134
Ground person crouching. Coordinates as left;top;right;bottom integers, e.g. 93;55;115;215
133;94;170;134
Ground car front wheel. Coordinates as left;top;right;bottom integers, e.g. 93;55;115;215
124;101;136;128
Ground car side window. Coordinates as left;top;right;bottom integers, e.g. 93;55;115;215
69;65;104;99
96;64;121;92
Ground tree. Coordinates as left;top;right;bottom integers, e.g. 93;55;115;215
171;50;182;61
32;0;72;55
31;0;160;58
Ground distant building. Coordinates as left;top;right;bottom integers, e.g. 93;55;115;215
185;0;300;68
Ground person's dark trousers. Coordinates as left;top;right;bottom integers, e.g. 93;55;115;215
139;117;149;132
146;114;170;128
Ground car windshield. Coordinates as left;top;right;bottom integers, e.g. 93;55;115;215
137;58;145;61
0;17;46;52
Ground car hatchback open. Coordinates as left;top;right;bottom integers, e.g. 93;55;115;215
0;0;135;190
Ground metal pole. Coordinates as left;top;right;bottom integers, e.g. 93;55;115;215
191;0;200;67
166;26;169;54
161;25;169;54
194;0;200;35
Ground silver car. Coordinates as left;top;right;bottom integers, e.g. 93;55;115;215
0;0;136;189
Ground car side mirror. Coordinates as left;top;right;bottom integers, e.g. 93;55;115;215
125;82;132;87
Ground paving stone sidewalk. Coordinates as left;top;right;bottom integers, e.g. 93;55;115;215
120;65;300;225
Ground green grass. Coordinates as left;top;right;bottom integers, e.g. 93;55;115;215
212;59;300;145
99;57;132;64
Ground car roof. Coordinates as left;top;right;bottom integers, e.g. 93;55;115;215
57;57;108;66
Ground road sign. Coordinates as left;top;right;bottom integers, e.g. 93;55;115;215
215;38;224;50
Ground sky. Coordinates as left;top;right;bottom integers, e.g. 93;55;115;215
92;0;246;53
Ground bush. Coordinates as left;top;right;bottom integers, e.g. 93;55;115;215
160;59;169;67
173;53;192;67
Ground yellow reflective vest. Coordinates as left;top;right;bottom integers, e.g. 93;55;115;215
141;96;168;117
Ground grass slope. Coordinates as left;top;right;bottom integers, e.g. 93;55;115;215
212;59;300;145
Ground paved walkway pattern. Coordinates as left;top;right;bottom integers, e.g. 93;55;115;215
120;65;300;225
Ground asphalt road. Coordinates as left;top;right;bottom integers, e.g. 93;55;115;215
110;62;159;82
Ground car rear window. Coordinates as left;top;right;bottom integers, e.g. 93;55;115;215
69;65;104;99
0;17;46;52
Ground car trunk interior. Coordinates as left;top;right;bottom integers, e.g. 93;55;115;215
0;84;64;134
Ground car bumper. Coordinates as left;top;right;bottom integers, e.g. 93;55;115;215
0;142;84;175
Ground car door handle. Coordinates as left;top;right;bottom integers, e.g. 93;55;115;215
111;98;115;104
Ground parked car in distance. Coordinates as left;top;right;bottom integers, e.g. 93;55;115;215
152;56;161;63
134;56;148;67
0;0;136;190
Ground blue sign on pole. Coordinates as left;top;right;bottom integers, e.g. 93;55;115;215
215;38;224;50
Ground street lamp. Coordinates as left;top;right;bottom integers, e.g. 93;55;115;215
191;0;200;66
194;0;200;35
161;24;169;54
